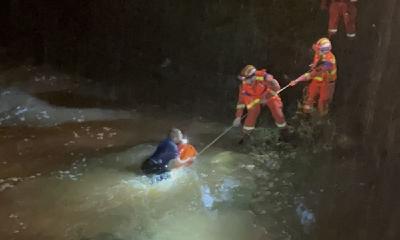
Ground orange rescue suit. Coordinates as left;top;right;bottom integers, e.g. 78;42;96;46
304;51;337;115
322;0;357;38
235;74;266;131
236;70;287;130
257;70;287;128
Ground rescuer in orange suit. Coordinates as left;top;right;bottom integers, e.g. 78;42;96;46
256;69;287;129
321;0;358;38
233;65;288;141
290;38;337;116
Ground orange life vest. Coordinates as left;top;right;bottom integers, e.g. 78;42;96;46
255;69;280;99
175;144;197;168
311;52;337;82
240;71;267;109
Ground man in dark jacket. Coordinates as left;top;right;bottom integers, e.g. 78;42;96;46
141;128;183;176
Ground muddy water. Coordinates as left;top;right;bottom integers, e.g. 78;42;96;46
0;68;314;239
0;111;280;240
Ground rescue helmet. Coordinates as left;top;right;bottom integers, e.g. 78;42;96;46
316;38;332;54
239;65;257;79
169;128;183;144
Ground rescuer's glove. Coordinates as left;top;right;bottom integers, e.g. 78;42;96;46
233;117;242;127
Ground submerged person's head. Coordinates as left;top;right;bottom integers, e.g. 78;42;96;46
169;128;183;144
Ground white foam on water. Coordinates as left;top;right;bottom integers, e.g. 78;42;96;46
0;88;136;127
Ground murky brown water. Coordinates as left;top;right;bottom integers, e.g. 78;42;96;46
0;79;301;240
0;110;279;240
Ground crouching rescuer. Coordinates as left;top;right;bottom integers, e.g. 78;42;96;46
233;65;288;141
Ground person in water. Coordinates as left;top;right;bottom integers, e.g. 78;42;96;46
141;128;198;177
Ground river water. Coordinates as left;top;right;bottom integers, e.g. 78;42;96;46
0;88;302;240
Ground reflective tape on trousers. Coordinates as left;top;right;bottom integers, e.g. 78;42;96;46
275;121;287;128
246;99;261;109
236;104;245;109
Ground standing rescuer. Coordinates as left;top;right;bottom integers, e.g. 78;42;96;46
321;0;358;38
233;65;287;139
290;38;337;116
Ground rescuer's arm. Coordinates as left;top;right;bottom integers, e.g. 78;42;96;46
266;74;281;92
289;74;311;86
290;61;334;86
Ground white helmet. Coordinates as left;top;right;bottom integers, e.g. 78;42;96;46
316;38;332;54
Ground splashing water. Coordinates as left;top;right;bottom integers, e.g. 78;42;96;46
0;140;274;240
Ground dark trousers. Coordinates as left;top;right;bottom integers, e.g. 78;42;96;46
141;159;169;175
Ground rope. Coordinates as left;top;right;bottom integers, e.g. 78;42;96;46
196;83;291;156
276;83;291;95
197;113;248;156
